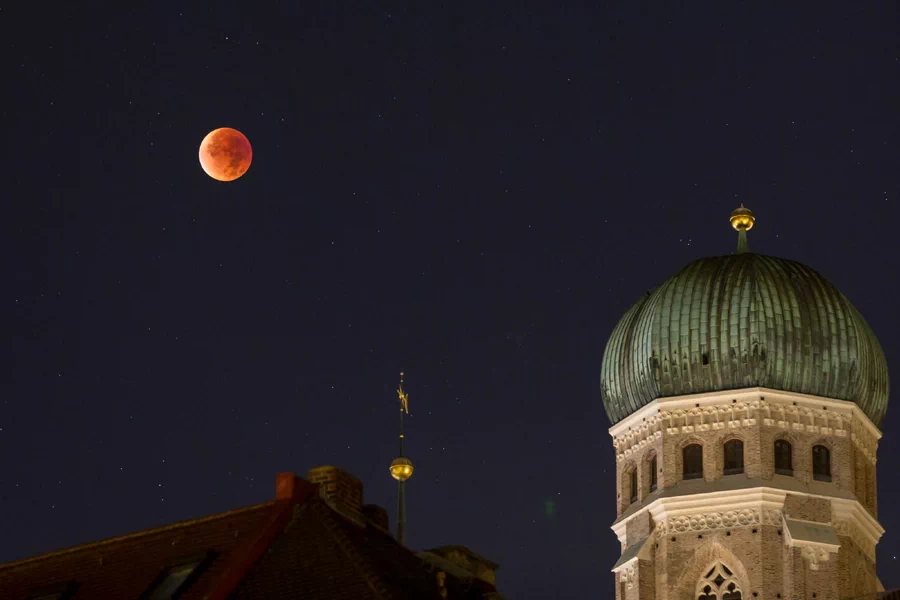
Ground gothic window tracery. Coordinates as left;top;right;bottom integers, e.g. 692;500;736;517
696;562;742;599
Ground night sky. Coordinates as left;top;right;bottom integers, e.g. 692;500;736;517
3;3;900;598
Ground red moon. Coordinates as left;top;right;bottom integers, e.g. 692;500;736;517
198;128;252;181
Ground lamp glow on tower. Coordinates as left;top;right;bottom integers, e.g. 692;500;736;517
389;372;414;545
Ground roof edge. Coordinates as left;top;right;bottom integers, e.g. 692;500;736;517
0;500;278;573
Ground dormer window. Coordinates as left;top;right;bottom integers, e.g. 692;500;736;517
141;552;216;600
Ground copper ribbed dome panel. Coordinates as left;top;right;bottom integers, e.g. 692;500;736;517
600;253;889;426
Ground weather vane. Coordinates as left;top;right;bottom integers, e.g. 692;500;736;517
389;371;414;545
398;371;410;415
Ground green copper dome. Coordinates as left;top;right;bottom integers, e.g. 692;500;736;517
600;252;889;426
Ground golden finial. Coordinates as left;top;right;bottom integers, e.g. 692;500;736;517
390;456;414;481
729;204;755;232
730;204;755;254
391;370;413;481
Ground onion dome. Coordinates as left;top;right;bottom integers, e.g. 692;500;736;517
600;207;889;426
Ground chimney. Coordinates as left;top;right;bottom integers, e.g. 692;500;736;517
275;472;317;503
306;465;363;514
362;504;389;530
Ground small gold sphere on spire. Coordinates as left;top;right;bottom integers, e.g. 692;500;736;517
730;204;755;232
390;456;414;481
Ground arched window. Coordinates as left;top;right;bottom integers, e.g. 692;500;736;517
629;468;638;503
774;440;793;476
649;454;658;492
723;439;744;475
683;444;703;480
697;562;742;599
813;445;832;482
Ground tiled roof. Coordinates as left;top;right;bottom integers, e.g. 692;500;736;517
0;500;283;600
229;494;497;599
0;473;500;600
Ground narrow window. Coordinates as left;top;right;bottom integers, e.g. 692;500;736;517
142;552;216;600
723;440;744;475
629;468;638;503
650;455;658;492
774;440;793;476
683;444;703;480
813;445;832;482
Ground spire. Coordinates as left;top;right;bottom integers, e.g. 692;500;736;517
389;372;414;546
729;204;755;254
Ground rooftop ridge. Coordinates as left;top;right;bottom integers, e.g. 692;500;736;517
306;497;393;598
0;500;277;573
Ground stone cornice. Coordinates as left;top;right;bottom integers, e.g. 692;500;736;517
610;388;880;464
611;487;883;561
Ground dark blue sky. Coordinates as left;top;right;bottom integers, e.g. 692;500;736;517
3;3;900;598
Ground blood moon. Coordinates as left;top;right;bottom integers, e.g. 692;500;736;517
198;128;252;182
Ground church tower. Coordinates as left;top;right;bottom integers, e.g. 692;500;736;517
601;207;888;600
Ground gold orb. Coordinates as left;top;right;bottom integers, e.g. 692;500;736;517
390;457;414;481
730;205;755;232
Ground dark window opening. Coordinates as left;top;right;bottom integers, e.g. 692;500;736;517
774;440;793;476
650;455;658;492
724;440;744;475
813;445;832;482
25;582;79;600
629;468;638;503
141;552;216;600
683;444;703;480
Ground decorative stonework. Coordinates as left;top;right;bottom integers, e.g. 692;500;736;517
660;509;782;534
622;565;635;590
695;562;742;598
762;509;783;525
612;395;878;463
800;545;832;570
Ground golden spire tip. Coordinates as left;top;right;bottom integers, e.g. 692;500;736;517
729;205;755;232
